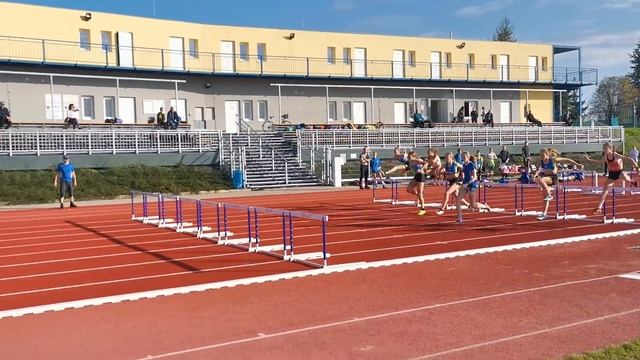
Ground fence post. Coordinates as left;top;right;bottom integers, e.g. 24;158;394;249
134;131;139;154
156;131;161;153
161;49;165;70
62;131;66;156
306;57;310;77
271;149;275;170
178;130;183;153
285;162;289;185
41;39;46;63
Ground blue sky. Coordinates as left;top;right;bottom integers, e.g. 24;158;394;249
8;0;640;99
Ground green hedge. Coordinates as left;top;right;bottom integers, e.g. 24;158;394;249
565;339;640;359
0;165;230;205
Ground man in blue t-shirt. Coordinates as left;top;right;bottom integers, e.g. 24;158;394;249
53;155;78;208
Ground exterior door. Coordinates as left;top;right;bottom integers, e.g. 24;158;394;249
394;102;406;124
118;97;136;124
352;101;366;124
224;100;240;132
169;37;184;70
528;56;538;82
499;101;512;123
430;52;441;79
117;31;134;67
353;48;366;77
500;55;509;81
392;50;404;79
220;41;235;73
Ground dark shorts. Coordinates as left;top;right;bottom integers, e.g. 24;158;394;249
59;181;75;198
447;175;462;186
413;172;426;183
608;171;622;181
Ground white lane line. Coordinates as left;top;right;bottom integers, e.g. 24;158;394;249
1;230;638;320
410;308;640;359
133;272;640;360
618;272;640;281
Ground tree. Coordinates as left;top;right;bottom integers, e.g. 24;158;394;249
561;89;587;121
493;17;517;42
629;38;640;88
590;76;639;123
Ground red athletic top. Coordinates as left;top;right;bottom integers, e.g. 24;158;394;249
606;154;623;172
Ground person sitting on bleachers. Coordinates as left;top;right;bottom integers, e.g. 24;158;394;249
166;106;180;130
412;112;433;128
0;101;12;129
526;110;543;127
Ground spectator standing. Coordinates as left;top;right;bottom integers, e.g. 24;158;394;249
499;145;510;166
630;146;639;164
166;106;180;130
470;108;479;124
562;111;574;127
521;141;531;169
359;147;371;189
65;104;81;129
484;109;494;127
456;106;465;123
475;150;484;176
481;106;486;121
486;148;497;174
454;147;463;165
53;155;78;209
0;101;12;129
156;107;166;129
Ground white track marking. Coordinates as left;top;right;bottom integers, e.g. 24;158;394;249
618;272;640;281
133;272;639;359
411;308;640;359
1;231;638;319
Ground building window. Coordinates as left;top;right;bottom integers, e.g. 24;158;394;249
205;107;215;120
445;52;452;68
194;107;204;121
142;99;165;114
239;42;249;61
188;39;199;58
468;53;475;69
79;29;91;51
103;96;115;119
328;101;337;121
81;96;95;120
343;48;351;64
257;43;267;62
342;101;352;121
541;57;548;71
408;51;416;67
258;100;268;121
100;31;112;52
242;100;253;120
491;54;498;69
327;47;336;64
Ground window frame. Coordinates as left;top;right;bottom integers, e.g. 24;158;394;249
327;47;336;64
79;29;91;51
188;39;199;59
257;100;268;121
100;31;112;52
328;100;337;121
408;50;416;67
103;96;116;120
239;42;249;61
342;47;351;64
342;101;352;121
80;95;95;120
257;43;267;62
242;100;253;121
468;53;475;69
445;52;452;68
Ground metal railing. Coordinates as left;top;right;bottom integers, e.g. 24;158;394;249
0;35;597;85
0;129;222;156
296;126;624;150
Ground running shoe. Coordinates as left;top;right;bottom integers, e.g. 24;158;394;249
59;203;64;209
543;195;553;202
592;208;602;214
417;209;427;216
537;214;547;221
70;202;78;208
456;217;463;224
435;209;445;216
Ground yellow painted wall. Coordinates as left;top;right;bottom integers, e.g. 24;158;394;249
520;91;554;122
0;1;555;80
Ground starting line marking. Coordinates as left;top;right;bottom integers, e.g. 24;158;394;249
1;228;640;320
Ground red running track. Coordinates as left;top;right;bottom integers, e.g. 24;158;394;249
1;186;640;312
1;232;639;359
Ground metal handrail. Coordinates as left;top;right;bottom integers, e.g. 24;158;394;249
233;118;291;183
0;34;597;84
296;126;624;150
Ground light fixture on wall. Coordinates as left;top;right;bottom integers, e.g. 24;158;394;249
456;42;466;49
283;33;295;40
204;82;212;89
81;12;92;21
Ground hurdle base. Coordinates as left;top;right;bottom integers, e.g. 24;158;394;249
556;214;587;220
288;252;329;261
603;218;635;224
161;221;193;229
515;211;543;217
221;237;252;245
179;226;212;234
373;199;393;204
255;244;292;252
147;218;174;225
394;200;417;206
199;231;235;239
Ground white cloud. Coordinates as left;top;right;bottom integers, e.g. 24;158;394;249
333;0;356;11
602;0;640;9
454;0;512;17
575;30;640;68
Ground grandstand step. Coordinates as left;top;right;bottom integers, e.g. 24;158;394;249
289;252;329;261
